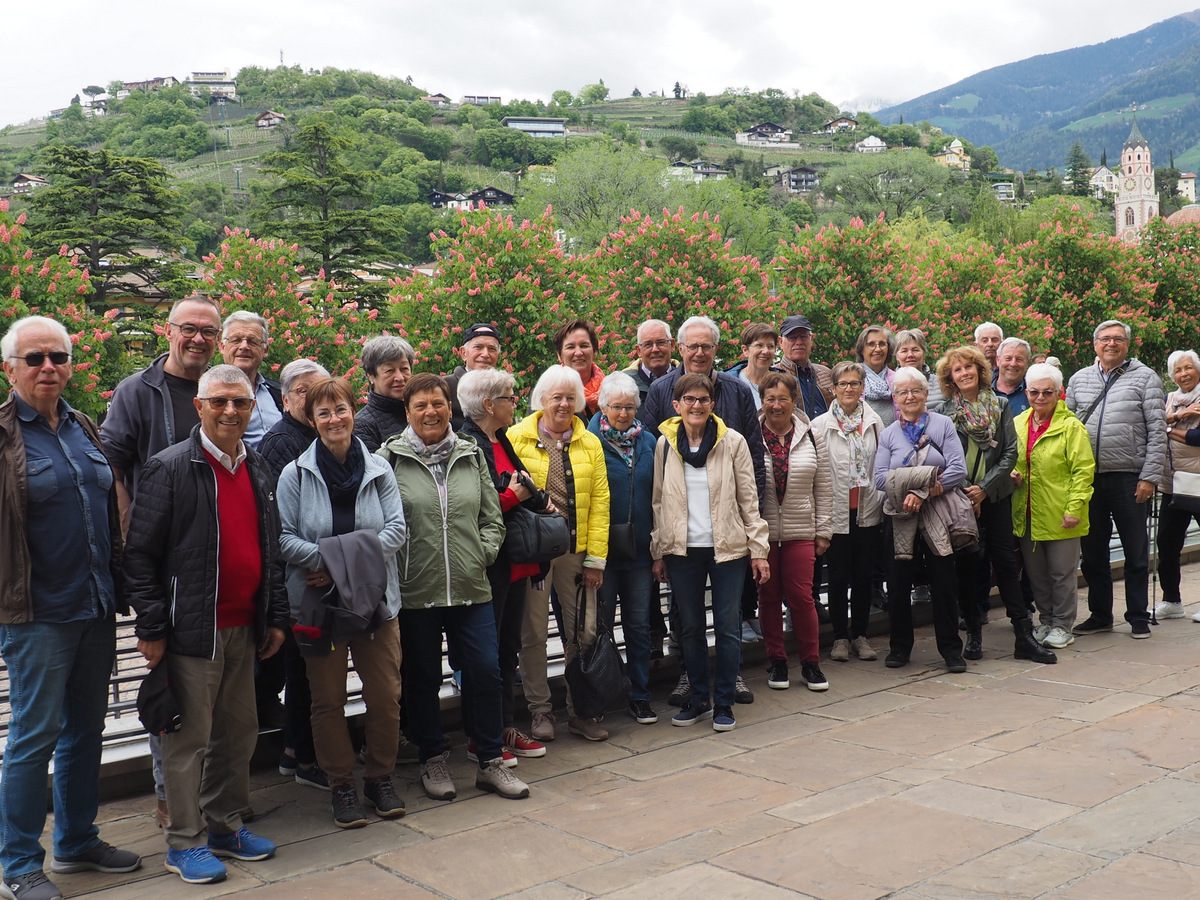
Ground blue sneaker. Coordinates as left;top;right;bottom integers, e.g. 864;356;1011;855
712;705;736;732
671;700;712;726
164;846;227;884
207;827;276;862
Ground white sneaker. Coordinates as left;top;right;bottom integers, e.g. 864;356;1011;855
1155;601;1185;620
1033;624;1052;644
1192;610;1200;623
1044;626;1074;649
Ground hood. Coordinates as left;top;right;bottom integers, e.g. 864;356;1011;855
658;414;729;453
510;409;588;446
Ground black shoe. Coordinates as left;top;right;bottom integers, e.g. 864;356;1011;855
801;662;829;692
884;650;909;668
295;764;330;791
331;784;368;829
277;752;298;776
944;656;967;673
767;659;789;690
628;699;658;724
363;777;406;819
734;674;754;704
1013;619;1057;664
1072;616;1113;635
1131;619;1152;639
668;672;690;707
963;630;983;661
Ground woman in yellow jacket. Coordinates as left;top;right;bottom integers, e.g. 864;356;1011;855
508;365;611;744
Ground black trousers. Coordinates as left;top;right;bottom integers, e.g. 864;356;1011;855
1156;492;1200;604
956;495;1030;629
888;537;963;660
827;518;881;640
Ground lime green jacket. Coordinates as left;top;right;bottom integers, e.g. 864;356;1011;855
1011;401;1095;541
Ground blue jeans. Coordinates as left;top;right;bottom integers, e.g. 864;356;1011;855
665;549;746;708
0;617;116;878
598;560;654;700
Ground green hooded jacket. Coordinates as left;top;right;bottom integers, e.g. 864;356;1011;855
1011;401;1095;542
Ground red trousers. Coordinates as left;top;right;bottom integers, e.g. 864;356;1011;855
757;539;819;664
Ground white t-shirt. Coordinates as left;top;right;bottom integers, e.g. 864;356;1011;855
683;452;714;547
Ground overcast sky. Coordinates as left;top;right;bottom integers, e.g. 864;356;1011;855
3;1;1197;127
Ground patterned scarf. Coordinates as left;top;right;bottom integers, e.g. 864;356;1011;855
599;413;643;466
863;366;892;402
763;423;794;504
949;389;1001;449
899;413;929;450
832;401;869;487
401;425;456;485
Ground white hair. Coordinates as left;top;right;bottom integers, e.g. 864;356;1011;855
636;319;672;343
1093;319;1131;341
598;371;640;409
530;364;585;413
1168;350;1200;384
1045;356;1061;369
1;315;71;360
996;337;1031;359
457;367;516;421
222;310;269;341
279;358;329;393
197;364;253;397
678;315;720;347
893;366;930;391
1024;363;1063;392
974;321;1003;341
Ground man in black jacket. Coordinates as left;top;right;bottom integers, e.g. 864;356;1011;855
126;365;289;886
257;358;328;487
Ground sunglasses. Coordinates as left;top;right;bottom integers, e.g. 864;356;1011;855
198;397;255;411
8;351;71;367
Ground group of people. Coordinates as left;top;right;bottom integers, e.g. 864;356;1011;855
0;299;1185;897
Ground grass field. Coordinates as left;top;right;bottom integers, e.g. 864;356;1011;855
580;96;689;127
1062;94;1198;131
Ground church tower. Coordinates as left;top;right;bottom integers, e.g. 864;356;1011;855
1114;119;1159;243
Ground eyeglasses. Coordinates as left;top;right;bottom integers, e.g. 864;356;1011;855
895;388;926;398
170;322;220;341
639;339;672;350
224;336;264;348
835;380;863;389
607;405;637;414
8;351;71;367
1096;335;1128;344
681;343;715;353
492;394;518;403
314;405;352;422
1027;389;1057;398
198;397;254;411
679;395;713;406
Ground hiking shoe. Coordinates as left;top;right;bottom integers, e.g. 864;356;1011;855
568;716;609;741
51;840;140;875
884;650;909;668
1072;616;1113;635
364;777;406;819
734;674;754;704
1155;601;1185;619
944;656;968;674
1044;626;1074;648
467;740;517;767
164;847;227;884
628;699;658;724
712;705;736;732
668;672;691;707
530;711;556;743
1131;619;1152;639
851;636;877;660
829;639;851;662
503;726;547;757
963;630;983;660
2;871;63;899
421;750;457;801
1033;623;1052;644
207;827;275;862
277;752;298;776
767;659;790;690
801;662;829;692
295;763;330;790
476;758;531;799
671;701;712;726
331;784;368;829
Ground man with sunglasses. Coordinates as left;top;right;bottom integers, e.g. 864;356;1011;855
125;364;288;885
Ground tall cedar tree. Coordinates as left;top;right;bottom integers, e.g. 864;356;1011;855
1066;142;1094;197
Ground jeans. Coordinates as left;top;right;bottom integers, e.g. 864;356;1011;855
665;549;746;708
1080;471;1149;625
758;540;819;664
0;617;115;878
597;560;654;700
1156;492;1200;603
888;541;963;660
956;496;1029;628
826;519;881;640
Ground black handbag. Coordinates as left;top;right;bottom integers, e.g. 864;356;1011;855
564;578;630;718
502;504;571;564
606;459;638;563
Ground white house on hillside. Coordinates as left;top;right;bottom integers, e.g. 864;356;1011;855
256;110;286;128
735;122;797;148
1179;172;1197;203
11;174;48;195
186;71;237;101
501;116;567;138
821;116;858;133
854;135;887;153
1089;165;1120;199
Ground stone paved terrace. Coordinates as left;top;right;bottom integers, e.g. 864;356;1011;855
58;563;1200;899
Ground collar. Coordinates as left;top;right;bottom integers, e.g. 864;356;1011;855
1097;359;1127;377
995;378;1026;397
13;392;70;425
367;389;407;413
200;429;246;474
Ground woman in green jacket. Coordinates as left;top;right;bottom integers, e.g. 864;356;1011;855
1011;363;1095;650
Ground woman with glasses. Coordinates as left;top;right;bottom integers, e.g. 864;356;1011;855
854;325;897;426
1156;351;1200;622
812;362;886;662
894;329;943;412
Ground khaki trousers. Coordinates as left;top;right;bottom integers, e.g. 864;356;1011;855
519;552;597;717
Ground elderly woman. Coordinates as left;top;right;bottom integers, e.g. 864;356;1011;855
895;328;943;411
354;335;416;453
277;378;408;828
652;373;769;732
756;372;832;691
554;319;605;419
813;362;886;662
874;366;968;672
456;368;549;759
587;372;659;723
509;365;611;742
938;346;1057;665
855;325;897;426
381;373;529;801
1011;363;1095;648
1154;350;1200;622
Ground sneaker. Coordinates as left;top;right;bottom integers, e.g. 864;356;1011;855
503;726;547;758
207;827;276;862
277;751;298;776
671;701;712;726
1072;616;1113;635
295;763;330;790
712;705;736;732
164;847;227;884
467;740;518;767
1033;623;1052;644
830;639;851;662
568;716;609;741
851;635;877;661
740;619;762;642
1;871;63;899
767;659;789;690
330;784;368;829
51;840;141;874
1155;601;1185;619
885;650;909;668
1131;619;1152;639
734;674;754;704
420;750;457;801
668;672;691;707
363;777;406;819
628;699;658;724
476;758;531;799
396;734;421;764
1044;626;1074;649
530;711;556;743
801;662;829;692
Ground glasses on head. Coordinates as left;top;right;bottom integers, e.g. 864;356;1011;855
895;388;926;398
224;336;264;348
199;397;254;411
639;339;672;350
679;395;713;407
681;342;715;354
171;322;220;341
1027;388;1057;398
835;380;864;389
314;404;352;422
1096;335;1128;344
8;351;71;367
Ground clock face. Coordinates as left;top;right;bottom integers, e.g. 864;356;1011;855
1125;178;1136;191
1145;177;1154;191
1123;228;1137;241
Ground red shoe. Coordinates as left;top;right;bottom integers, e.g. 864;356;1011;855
466;740;517;768
503;726;547;758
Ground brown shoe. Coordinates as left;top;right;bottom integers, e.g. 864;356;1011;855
852;636;878;661
154;798;170;829
568;716;609;742
530;711;556;743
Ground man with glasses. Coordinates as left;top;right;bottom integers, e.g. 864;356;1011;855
1065;319;1166;639
625;319;676;418
776;316;832;419
126;365;288;885
218;311;283;447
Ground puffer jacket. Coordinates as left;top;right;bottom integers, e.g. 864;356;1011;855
759;411;833;543
379;433;504;609
507;411;610;569
883;464;978;558
354;390;408;453
276;438;407;619
587;412;657;564
1165;389;1200;487
257;412;317;487
1065;358;1166;484
651;415;769;564
1012;402;1095;541
944;394;1018;502
812;403;886;532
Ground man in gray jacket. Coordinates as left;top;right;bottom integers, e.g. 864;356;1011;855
1065;319;1167;638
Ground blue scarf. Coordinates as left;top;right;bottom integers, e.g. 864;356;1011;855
899;413;929;450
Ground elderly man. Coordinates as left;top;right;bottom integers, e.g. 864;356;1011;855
218;311;283;447
355;335;416;452
993;337;1032;416
974;321;1004;367
257;359;330;488
0;317;141;900
775;315;832;419
125;364;288;885
445;323;501;429
625;319;676;418
1066;319;1167;639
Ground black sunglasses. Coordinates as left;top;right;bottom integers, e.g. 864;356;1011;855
9;351;71;367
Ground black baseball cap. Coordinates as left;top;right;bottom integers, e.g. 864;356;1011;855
780;315;814;337
462;323;501;345
137;664;183;737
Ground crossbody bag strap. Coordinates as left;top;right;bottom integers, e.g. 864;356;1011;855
1079;365;1126;426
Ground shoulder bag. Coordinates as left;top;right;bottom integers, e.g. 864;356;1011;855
564;577;629;718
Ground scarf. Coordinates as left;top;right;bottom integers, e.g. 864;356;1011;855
315;438;365;536
581;364;605;416
675;416;718;469
1168;384;1200;423
863;366;892;402
401;425;456;485
832;401;869;487
899;413;929;450
763;422;794;504
949;389;1001;449
599;413;642;466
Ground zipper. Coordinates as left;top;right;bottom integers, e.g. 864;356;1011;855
209;463;219;661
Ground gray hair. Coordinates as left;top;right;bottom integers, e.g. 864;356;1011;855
678;315;720;347
222;310;269;341
1;315;71;360
854;324;895;364
1093;319;1132;341
1168;350;1200;384
169;294;220;319
894;328;928;351
457;367;516;421
197;364;253;397
893;366;930;392
636;319;673;343
1025;363;1063;392
530;364;585;413
598;371;640;409
974;321;1003;341
996;337;1031;360
831;360;866;384
279;358;329;393
361;334;416;375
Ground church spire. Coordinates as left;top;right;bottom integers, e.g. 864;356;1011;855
1124;114;1148;149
